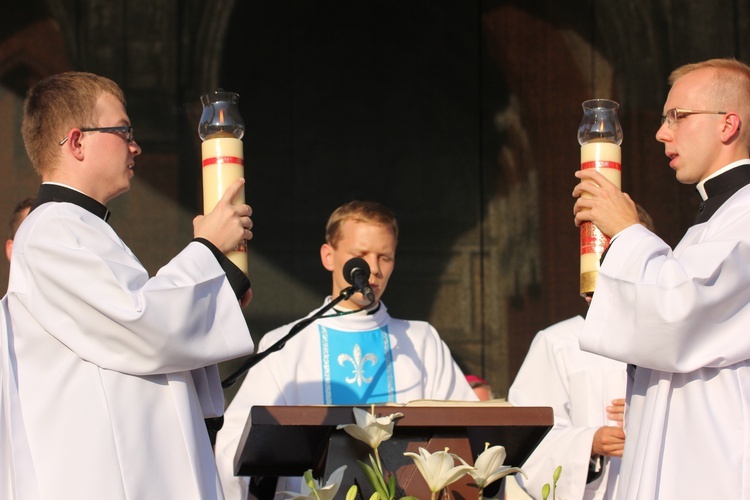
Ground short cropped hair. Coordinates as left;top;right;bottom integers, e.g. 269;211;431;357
325;201;399;248
669;58;750;147
8;196;35;239
669;58;750;87
22;72;126;175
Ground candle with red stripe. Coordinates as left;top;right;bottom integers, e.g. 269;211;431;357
577;99;623;296
198;91;248;274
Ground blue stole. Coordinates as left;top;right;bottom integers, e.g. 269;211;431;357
319;325;396;404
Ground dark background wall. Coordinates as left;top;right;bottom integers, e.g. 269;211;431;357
1;0;747;400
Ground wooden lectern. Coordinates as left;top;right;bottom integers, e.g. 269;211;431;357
234;404;552;499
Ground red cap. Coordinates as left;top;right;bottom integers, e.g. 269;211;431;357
465;374;489;386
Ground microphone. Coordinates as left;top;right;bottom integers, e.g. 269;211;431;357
343;257;375;304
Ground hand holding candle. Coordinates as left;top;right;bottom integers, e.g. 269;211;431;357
193;178;253;252
199;90;248;274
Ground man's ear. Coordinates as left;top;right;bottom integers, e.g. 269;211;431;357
721;112;742;143
320;243;335;271
63;129;86;161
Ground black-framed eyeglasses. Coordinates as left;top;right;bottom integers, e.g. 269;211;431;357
661;108;727;127
58;126;135;145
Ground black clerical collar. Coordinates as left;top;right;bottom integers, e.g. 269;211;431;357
31;183;111;222
702;163;750;199
694;163;750;225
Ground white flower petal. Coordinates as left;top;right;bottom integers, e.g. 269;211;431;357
374;412;404;425
404;447;475;493
469;445;525;489
324;465;347;491
338;407;403;450
352;406;373;427
474;445;507;473
484;466;525;486
404;450;431;486
278;466;347;500
439;466;474;491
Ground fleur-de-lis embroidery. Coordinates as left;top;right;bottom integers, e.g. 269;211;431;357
337;344;378;387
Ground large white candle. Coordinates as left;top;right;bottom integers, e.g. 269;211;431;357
202;132;247;273
579;141;621;295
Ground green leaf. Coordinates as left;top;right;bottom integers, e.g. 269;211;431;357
358;460;381;489
357;459;389;498
369;455;390;493
387;474;397;498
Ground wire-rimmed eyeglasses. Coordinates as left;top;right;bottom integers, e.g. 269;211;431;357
59;126;135;146
661;108;727;127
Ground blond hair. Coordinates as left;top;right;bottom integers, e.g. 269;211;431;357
670;59;750;146
22;72;126;175
325;201;399;248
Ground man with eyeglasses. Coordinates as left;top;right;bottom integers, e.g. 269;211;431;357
572;58;750;499
1;71;255;499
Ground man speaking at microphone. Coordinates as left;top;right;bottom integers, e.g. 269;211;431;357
215;200;477;500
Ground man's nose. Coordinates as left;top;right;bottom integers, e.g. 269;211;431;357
655;122;671;143
365;257;380;277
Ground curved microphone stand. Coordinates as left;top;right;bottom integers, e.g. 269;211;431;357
221;285;357;388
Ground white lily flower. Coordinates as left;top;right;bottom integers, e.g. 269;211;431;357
278;465;348;500
403;447;475;495
336;405;404;449
467;443;526;490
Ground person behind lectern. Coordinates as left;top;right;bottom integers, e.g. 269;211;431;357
573;58;750;500
508;204;654;500
1;71;255;500
215;200;477;500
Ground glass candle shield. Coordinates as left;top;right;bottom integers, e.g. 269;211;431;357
578;99;623;296
199;91;248;274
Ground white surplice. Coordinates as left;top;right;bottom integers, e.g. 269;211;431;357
215;300;478;500
508;316;625;500
1;200;255;500
579;185;750;499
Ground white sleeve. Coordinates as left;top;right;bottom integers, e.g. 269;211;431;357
0;297;42;500
581;215;750;372
14;209;253;374
191;365;225;418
